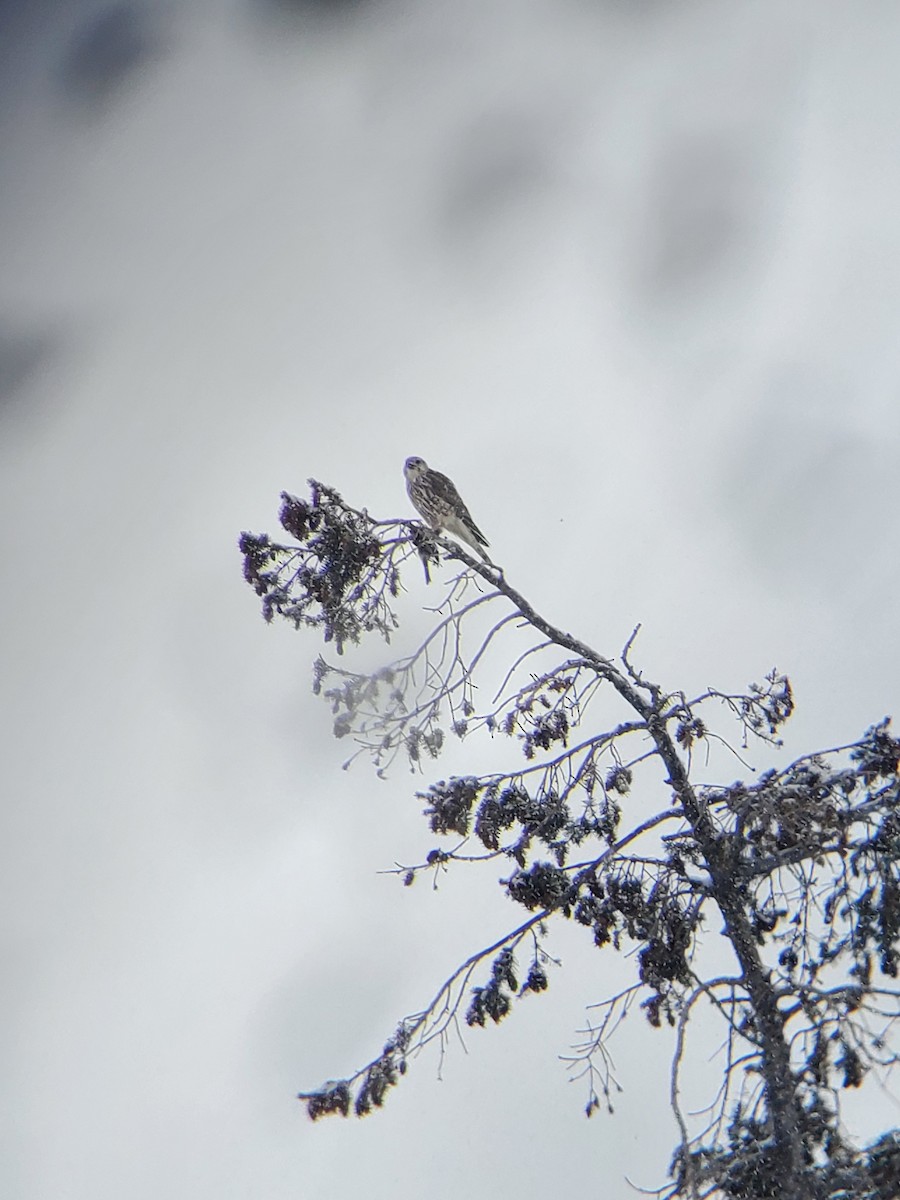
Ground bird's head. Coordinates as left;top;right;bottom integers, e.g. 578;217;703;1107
404;456;428;481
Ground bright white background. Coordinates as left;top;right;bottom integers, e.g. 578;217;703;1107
3;2;900;1197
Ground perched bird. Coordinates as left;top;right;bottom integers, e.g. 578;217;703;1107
404;455;492;564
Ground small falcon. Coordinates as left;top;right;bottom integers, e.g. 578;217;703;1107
404;455;492;563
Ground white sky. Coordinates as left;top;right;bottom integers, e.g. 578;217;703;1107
3;2;900;1197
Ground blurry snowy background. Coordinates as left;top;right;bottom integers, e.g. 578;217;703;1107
4;1;900;1197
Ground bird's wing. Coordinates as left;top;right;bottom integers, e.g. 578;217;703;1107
426;470;466;507
428;470;488;543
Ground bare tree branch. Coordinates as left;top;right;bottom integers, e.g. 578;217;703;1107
240;481;900;1199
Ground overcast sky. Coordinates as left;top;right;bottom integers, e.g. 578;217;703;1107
4;2;900;1197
